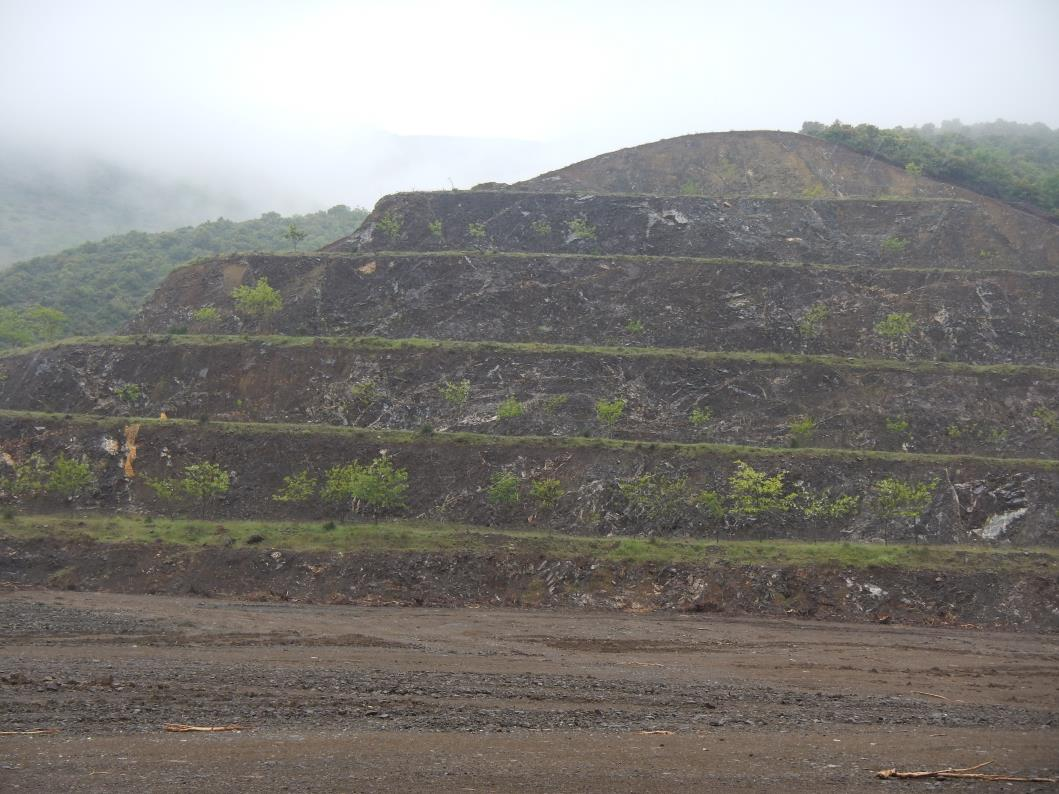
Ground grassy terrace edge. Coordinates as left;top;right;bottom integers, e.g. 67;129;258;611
166;249;1059;279
378;188;979;204
4;334;1058;379
4;514;1057;574
3;409;1056;471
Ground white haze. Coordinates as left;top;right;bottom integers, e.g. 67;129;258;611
1;0;1057;215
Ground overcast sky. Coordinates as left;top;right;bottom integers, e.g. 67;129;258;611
2;0;1057;213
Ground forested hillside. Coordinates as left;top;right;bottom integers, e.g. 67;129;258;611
802;119;1059;217
0;147;258;267
0;205;366;344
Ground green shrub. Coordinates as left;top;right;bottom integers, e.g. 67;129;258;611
115;383;142;405
873;477;937;521
595;398;626;427
467;222;487;240
348;379;379;407
531;219;552;237
180;463;231;517
529;478;564;511
231;278;282;323
5;453;50;499
428;219;443;238
271;469;317;503
47;454;95;499
800;489;860;520
693;489;725;520
874;312;915;339
376;212;402;240
542;394;568;414
322;455;408;515
497;395;524;419
624;319;644;334
1033;406;1058;433
689;406;713;428
565;216;597;241
727;461;795;517
192;306;221;325
881;236;908;255
798;303;829;338
788;416;816;447
440;378;471;407
147;461;230;517
692;489;725;520
145;475;180;501
487;470;520;505
885;417;910;435
618;473;689;527
282;222;308;249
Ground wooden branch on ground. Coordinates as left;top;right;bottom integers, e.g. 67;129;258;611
910;690;948;700
876;760;1057;783
0;728;61;736
163;723;247;733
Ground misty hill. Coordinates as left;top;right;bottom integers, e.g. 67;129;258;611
801;119;1059;218
0;205;366;340
0;145;262;268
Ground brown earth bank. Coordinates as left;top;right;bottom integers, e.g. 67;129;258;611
510;131;964;199
3;338;1058;457
0;590;1056;792
128;253;1059;367
2;413;1057;544
2;535;1058;630
325;192;1059;271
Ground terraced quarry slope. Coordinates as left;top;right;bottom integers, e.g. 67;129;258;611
3;337;1058;457
2;132;1058;549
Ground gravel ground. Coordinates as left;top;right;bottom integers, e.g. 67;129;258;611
1;590;1056;792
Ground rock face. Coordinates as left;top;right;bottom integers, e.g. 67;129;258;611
323;191;1059;271
3;339;1058;458
126;252;1059;366
2;131;1058;544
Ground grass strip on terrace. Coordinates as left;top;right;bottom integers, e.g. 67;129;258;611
377;188;978;204
4;334;1058;379
331;248;1059;278
3;513;1056;575
165;249;1059;279
1;409;1057;471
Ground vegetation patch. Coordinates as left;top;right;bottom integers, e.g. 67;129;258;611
3;513;1057;575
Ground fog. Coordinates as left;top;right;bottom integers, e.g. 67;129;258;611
2;0;1057;215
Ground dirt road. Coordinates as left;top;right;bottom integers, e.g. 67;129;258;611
1;590;1056;792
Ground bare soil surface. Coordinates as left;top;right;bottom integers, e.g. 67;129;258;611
1;589;1056;792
